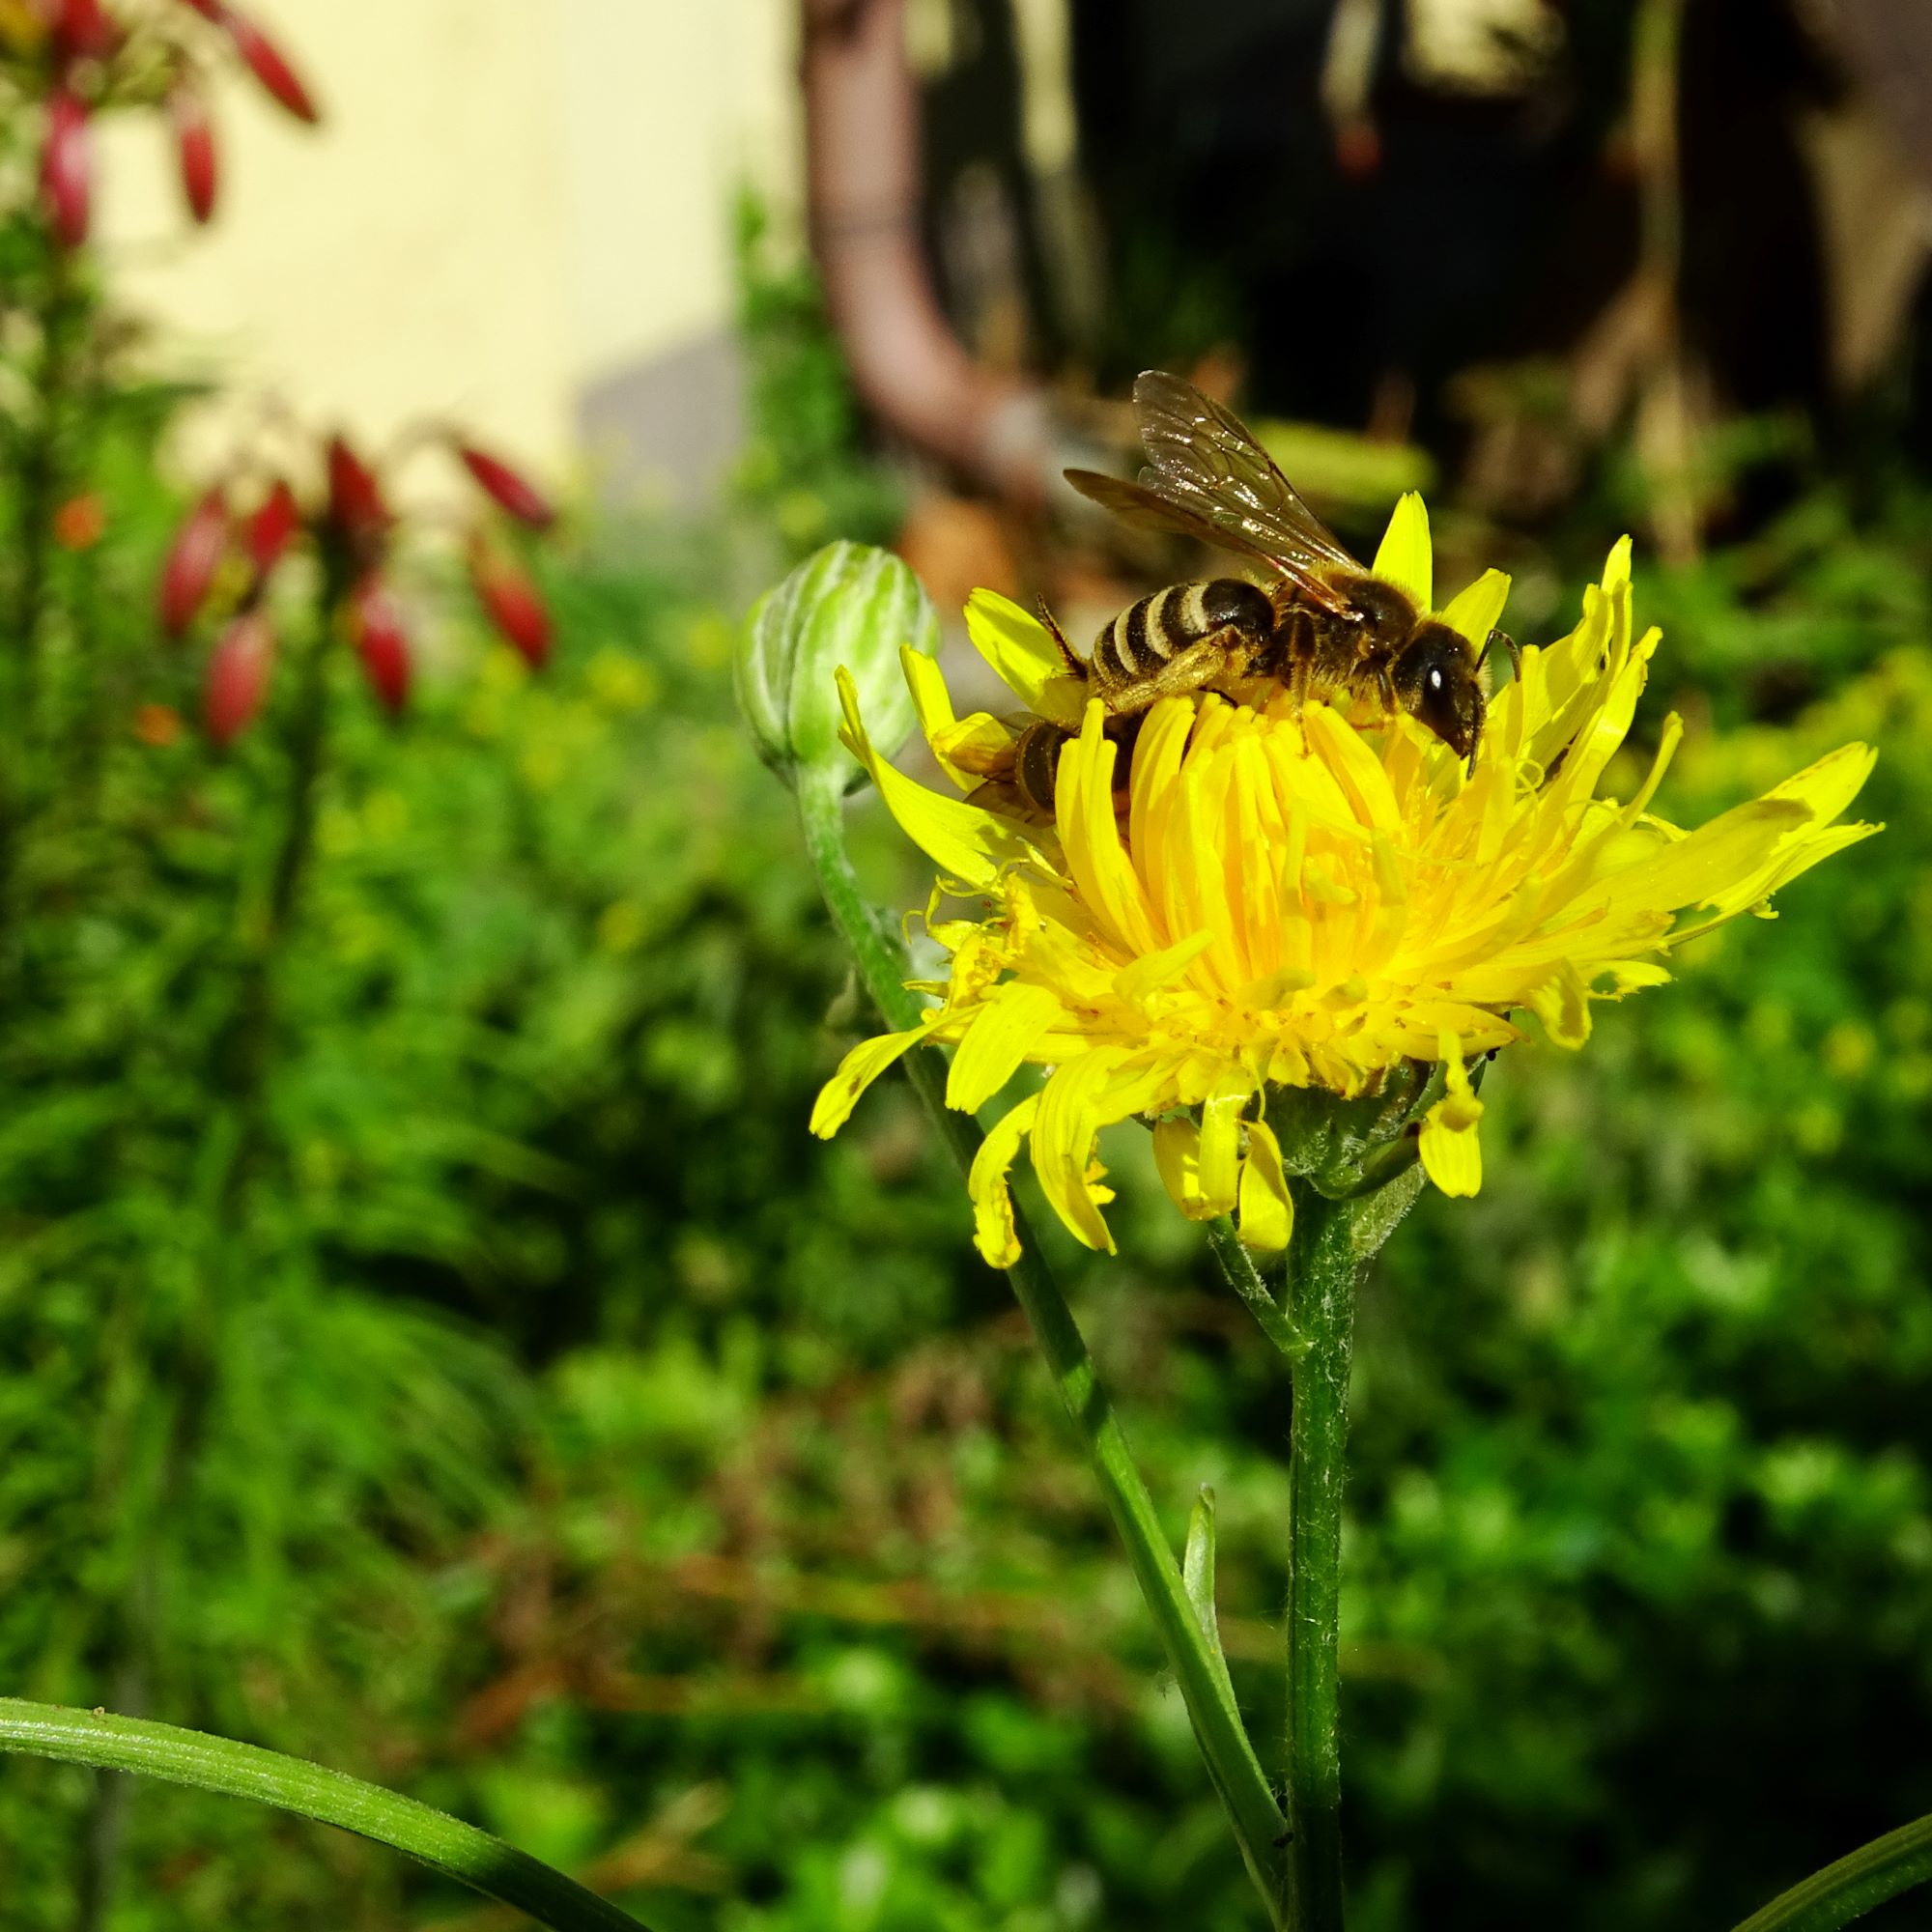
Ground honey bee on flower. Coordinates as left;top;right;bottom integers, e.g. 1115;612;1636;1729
810;495;1878;1267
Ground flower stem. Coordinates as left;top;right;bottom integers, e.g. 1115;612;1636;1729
1731;1812;1932;1932
0;1700;649;1932
798;772;1288;1921
1207;1216;1309;1359
1280;1186;1361;1932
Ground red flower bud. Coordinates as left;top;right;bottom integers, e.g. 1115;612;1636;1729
350;575;411;713
458;443;555;530
204;609;273;745
41;91;92;251
221;7;318;125
55;0;115;58
325;436;389;551
469;541;552;669
158;488;229;636
171;84;218;224
246;478;299;578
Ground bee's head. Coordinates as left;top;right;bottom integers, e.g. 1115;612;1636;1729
1392;622;1485;759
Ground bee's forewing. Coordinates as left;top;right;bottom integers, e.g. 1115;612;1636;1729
1131;371;1363;582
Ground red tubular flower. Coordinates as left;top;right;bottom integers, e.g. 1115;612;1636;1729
458;444;555;530
469;540;553;669
41;90;93;251
220;7;319;124
325;435;389;553
172;84;218;224
350;575;411;713
55;0;115;58
158;488;230;636
204;609;273;745
246;478;299;577
177;0;225;18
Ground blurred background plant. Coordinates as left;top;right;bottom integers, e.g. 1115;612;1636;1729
1;0;1931;1928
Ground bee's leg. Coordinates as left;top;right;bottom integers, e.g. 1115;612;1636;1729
1036;599;1083;674
1375;667;1398;713
1099;626;1247;713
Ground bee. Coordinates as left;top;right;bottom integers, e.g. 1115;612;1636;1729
1000;371;1514;813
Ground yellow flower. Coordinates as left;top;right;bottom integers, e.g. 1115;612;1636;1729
811;500;1879;1267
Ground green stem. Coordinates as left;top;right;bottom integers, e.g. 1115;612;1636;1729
798;771;1287;1922
1207;1216;1309;1359
1731;1813;1932;1932
9;247;80;711
1280;1187;1360;1932
216;557;343;1206
0;1701;650;1932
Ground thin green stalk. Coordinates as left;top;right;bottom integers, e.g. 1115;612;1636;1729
799;772;1287;1921
1207;1216;1308;1359
217;554;345;1199
74;566;349;1922
1731;1813;1932;1932
8;247;82;715
0;1700;650;1932
1279;1187;1360;1932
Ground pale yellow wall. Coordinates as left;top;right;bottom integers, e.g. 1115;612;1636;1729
99;0;800;471
558;0;800;388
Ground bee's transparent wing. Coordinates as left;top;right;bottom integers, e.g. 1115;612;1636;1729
1131;370;1363;580
1064;468;1284;567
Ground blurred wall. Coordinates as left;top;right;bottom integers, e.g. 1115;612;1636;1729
99;0;800;492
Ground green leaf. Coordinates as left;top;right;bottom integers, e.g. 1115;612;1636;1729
1182;1486;1241;1724
0;1700;652;1932
1730;1812;1932;1932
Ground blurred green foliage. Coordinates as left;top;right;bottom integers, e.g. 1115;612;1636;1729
2;184;1930;1932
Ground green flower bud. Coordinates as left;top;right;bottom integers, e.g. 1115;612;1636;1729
737;541;939;792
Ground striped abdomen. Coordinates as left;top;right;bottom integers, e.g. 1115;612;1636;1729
1091;578;1274;692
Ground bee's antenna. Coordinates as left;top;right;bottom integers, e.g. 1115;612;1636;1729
1481;628;1522;679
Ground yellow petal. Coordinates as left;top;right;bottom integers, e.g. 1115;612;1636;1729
1766;741;1877;825
1372;492;1432;610
1418;1035;1484;1198
1438;567;1512;652
946;982;1063;1113
899;642;1013;789
1058;701;1161;957
1026;1050;1170;1253
1030;1051;1127;1252
1114;928;1215;1005
1237;1118;1293;1251
1152;1115;1210;1220
1528;958;1592;1049
930;711;1017;782
1197;1075;1251;1216
964;588;1083;723
810;1021;931;1137
838;668;1041;890
967;1095;1039;1268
